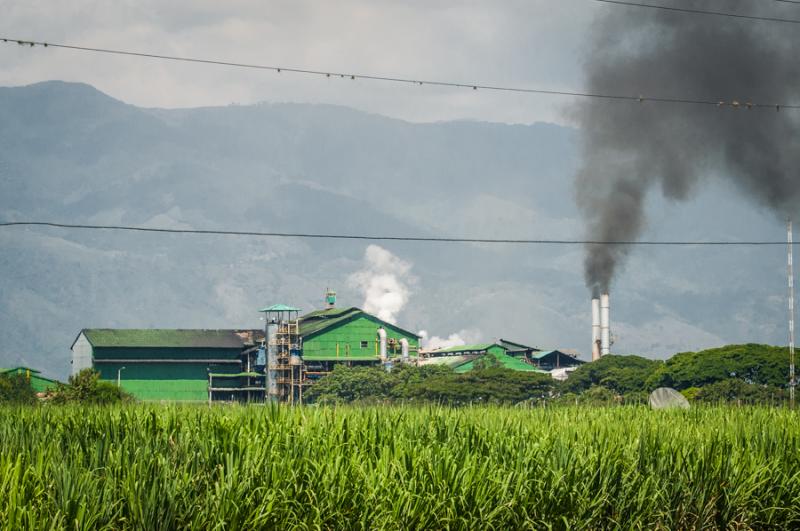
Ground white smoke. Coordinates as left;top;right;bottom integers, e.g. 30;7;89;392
347;245;414;324
418;329;481;351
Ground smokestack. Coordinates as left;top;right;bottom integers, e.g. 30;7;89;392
591;298;601;361
600;293;610;356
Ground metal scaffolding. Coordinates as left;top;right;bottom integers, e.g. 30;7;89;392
270;319;304;404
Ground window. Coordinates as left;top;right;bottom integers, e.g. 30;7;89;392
360;341;369;348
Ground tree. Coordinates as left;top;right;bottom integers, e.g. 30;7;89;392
304;365;397;405
0;373;37;404
694;380;786;405
304;364;556;405
560;355;663;394
655;344;791;390
52;368;132;404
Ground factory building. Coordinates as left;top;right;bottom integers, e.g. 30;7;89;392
71;329;263;401
260;299;420;403
421;340;584;376
71;292;420;402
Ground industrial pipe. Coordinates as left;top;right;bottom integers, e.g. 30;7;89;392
400;338;409;360
600;293;610;356
591;298;601;361
377;327;387;362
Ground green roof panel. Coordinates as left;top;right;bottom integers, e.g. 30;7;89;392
82;329;246;349
429;343;498;355
454;353;547;373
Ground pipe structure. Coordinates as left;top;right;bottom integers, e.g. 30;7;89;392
591;298;601;361
600;293;610;356
266;321;279;399
400;338;409;360
377;327;387;362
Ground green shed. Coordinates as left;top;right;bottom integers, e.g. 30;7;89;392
0;367;59;393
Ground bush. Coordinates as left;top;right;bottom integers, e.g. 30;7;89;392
0;373;37;404
52;368;133;404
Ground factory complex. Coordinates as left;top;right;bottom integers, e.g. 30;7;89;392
70;290;585;403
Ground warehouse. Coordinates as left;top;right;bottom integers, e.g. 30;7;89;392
71;328;263;401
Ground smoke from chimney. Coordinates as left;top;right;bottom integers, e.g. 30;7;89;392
575;1;800;295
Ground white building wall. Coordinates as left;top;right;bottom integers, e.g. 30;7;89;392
71;333;93;376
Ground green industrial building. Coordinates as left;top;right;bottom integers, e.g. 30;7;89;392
422;340;584;374
300;307;420;376
71;303;420;402
71;329;263;401
0;367;59;393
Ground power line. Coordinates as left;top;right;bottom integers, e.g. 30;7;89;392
0;221;795;246
1;37;798;111
593;0;800;24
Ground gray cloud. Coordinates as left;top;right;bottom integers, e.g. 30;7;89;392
0;0;595;124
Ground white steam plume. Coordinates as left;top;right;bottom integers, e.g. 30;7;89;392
418;329;481;351
348;245;414;324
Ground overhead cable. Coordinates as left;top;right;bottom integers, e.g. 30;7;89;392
593;0;800;24
1;37;798;111
0;221;795;246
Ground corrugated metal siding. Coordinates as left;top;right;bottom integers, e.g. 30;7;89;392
119;379;209;401
92;346;243;361
303;315;419;361
97;362;240;382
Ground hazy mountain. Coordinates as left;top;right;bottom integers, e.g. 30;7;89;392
0;81;790;379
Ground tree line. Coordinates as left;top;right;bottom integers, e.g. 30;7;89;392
307;344;793;406
0;344;792;406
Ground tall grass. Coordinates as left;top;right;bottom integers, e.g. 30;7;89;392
0;405;798;529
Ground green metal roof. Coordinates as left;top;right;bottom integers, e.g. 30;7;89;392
0;366;41;375
530;350;586;363
429;343;499;355
498;339;541;352
298;307;421;340
454;353;547;373
258;304;302;312
81;329;246;349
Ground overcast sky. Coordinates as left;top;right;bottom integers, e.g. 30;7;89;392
2;0;598;124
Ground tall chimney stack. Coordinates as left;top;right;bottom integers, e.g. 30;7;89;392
600;293;610;356
591;298;601;361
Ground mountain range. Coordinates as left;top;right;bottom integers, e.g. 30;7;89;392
0;81;790;379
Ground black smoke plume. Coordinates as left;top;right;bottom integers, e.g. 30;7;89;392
575;1;800;296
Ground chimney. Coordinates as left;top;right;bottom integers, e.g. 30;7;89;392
600;293;610;356
591;298;601;361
